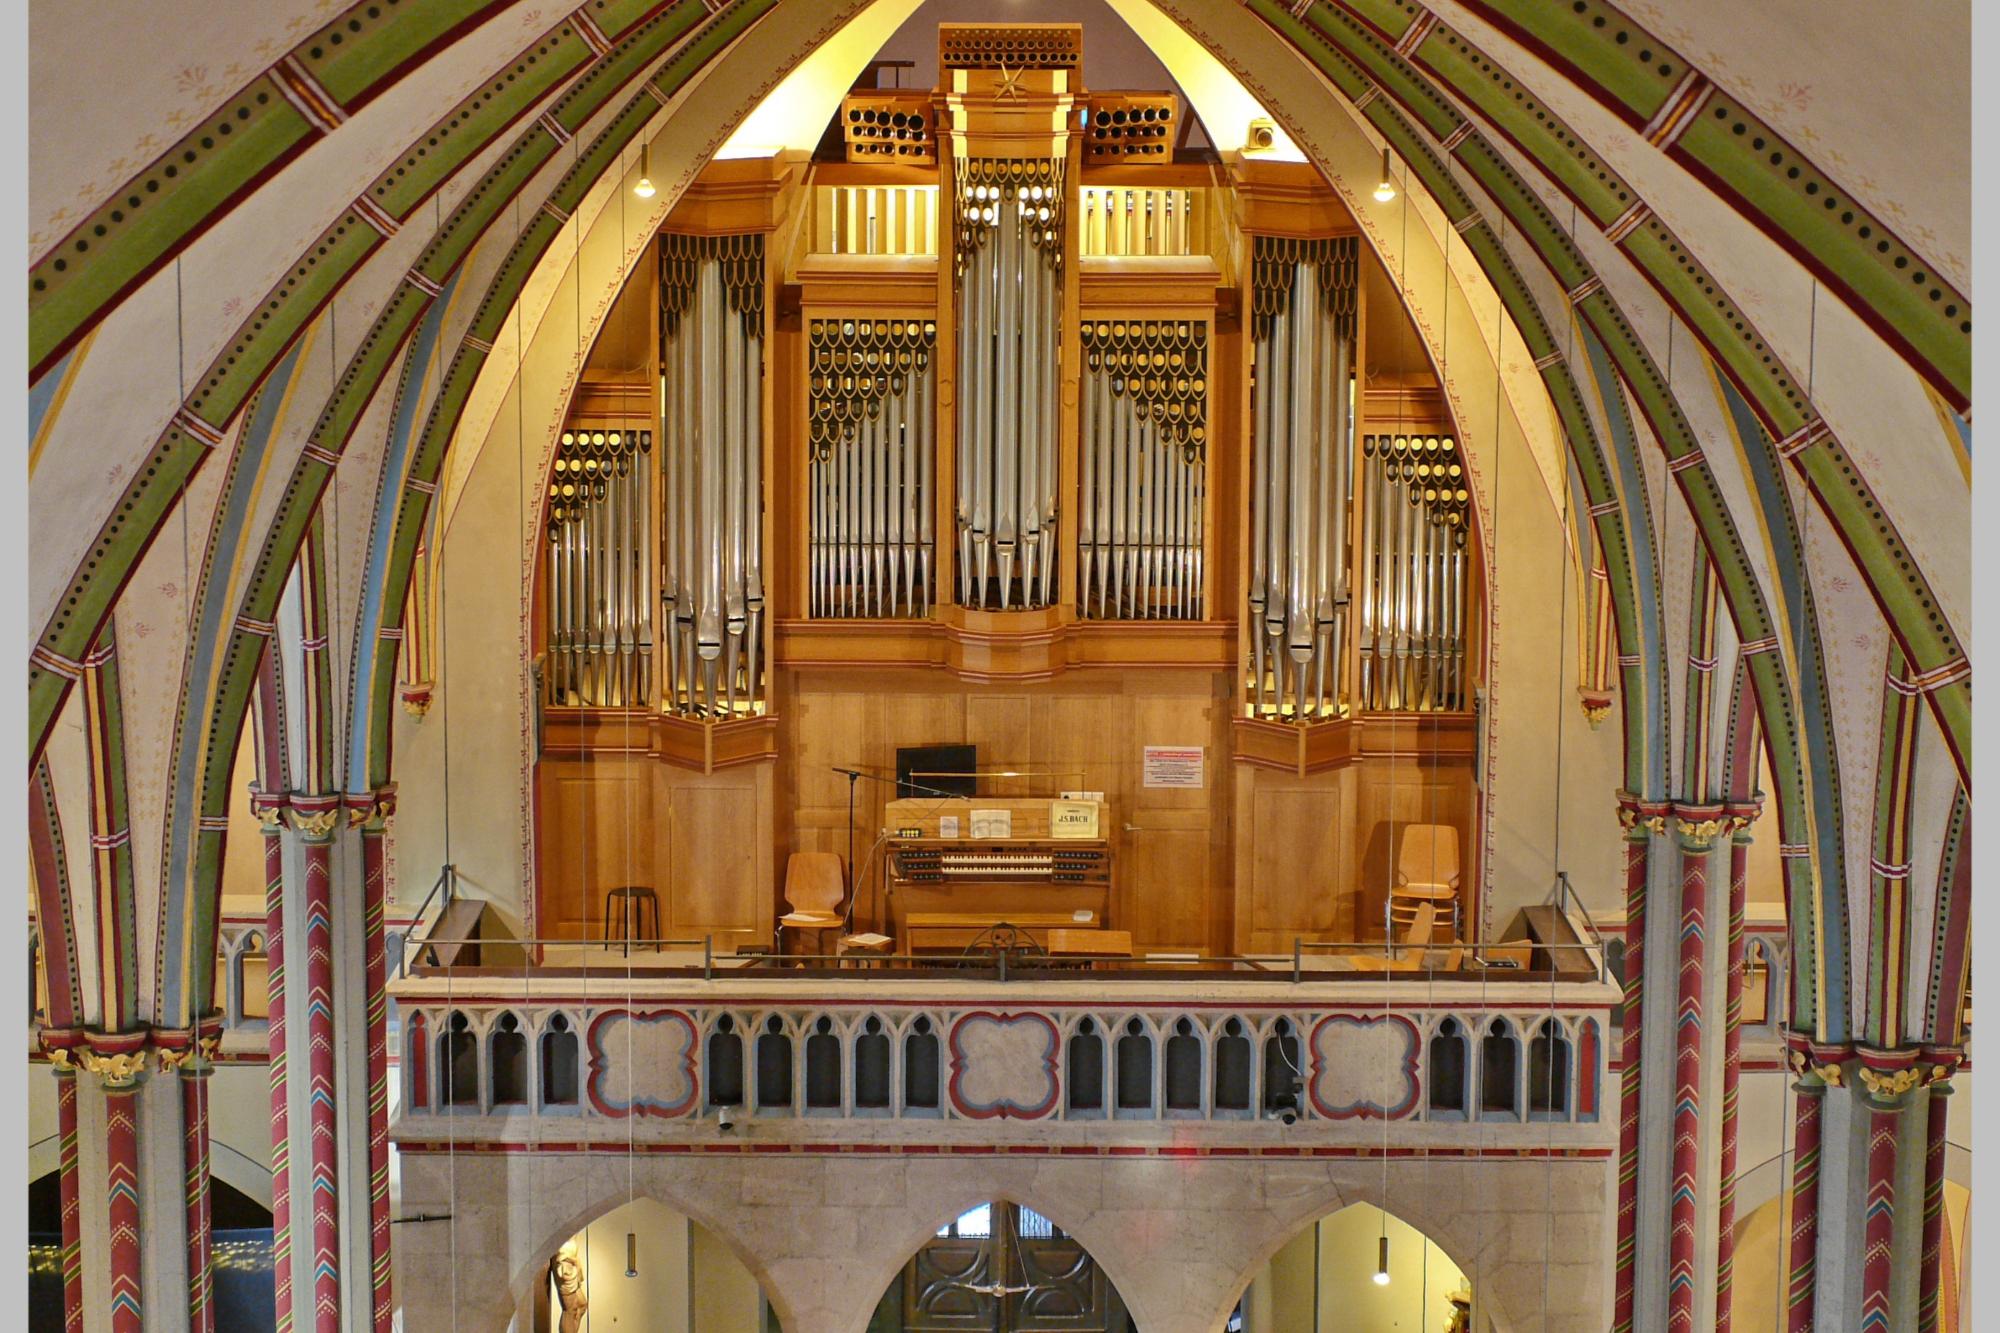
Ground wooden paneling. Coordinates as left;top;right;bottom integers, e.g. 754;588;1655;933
1234;768;1354;954
779;667;1231;953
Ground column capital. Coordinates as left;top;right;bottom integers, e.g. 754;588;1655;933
1671;803;1729;852
154;1014;224;1076
1615;793;1670;838
282;795;344;842
1854;1045;1926;1108
346;785;397;832
1784;1033;1852;1089
249;789;288;833
72;1029;152;1089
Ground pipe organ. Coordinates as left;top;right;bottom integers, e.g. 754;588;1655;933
1357;434;1470;712
953;158;1066;611
1246;237;1358;721
1079;319;1206;619
543;429;653;706
532;20;1489;959
808;318;938;618
659;232;768;717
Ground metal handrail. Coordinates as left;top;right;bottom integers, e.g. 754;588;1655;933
1553;872;1610;983
390;934;1613;986
390;864;457;981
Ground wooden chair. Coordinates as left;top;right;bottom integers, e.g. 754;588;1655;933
779;852;847;957
1316;905;1463;974
1390;823;1462;942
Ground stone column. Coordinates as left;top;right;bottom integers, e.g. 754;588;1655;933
82;1030;151;1333
352;791;397;1333
1666;810;1721;1332
42;1029;87;1333
159;1017;223;1333
1916;1055;1958;1333
256;797;299;1333
1783;1040;1832;1331
1611;799;1657;1332
1854;1052;1920;1329
1714;811;1755;1330
290;796;347;1333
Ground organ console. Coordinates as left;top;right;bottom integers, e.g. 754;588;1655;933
884;797;1113;952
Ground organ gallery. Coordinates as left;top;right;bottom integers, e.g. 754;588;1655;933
22;2;1975;1330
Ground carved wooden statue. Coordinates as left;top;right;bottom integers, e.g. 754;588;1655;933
550;1240;588;1333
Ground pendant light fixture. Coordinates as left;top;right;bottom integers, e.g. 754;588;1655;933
1372;146;1397;203
634;140;657;199
1374;1230;1392;1285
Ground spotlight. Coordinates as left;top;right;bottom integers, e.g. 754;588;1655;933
634;142;657;199
716;1105;738;1133
1268;1073;1304;1125
1372;146;1397;203
1374;1233;1391;1285
1246;118;1276;152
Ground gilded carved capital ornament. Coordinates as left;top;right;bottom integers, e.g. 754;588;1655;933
157;1033;221;1074
1857;1066;1924;1101
75;1047;148;1089
284;805;343;840
1784;1048;1845;1087
1674;816;1729;851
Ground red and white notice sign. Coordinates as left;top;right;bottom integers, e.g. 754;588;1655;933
1141;745;1204;789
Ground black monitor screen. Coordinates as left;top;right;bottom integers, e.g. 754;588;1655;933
895;744;977;799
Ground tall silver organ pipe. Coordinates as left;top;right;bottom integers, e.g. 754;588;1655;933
659;232;767;718
1078;319;1207;619
544;429;653;706
1246;236;1357;721
1357;434;1470;711
808;318;938;617
954;158;1064;611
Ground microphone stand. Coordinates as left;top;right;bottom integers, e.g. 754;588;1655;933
827;766;972;934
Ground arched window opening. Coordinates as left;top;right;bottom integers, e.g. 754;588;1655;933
855;1016;891;1110
1263;1020;1303;1118
1214;1017;1252;1112
441;1011;478;1109
1115;1018;1153;1116
755;1016;793;1112
237;932;269;1023
1427;1017;1469;1119
879;1201;1133;1330
806;1015;842;1110
489;1012;527;1106
1480;1019;1521;1120
1067;1018;1105;1114
1528;1021;1571;1119
904;1016;940;1110
1164;1017;1202;1113
707;1014;745;1107
540;1013;579;1107
407;1012;431;1110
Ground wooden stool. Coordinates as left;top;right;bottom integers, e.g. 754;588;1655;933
602;886;660;956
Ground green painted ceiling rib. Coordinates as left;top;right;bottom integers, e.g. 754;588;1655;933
1288;0;1967;796
1245;0;1830;1033
171;0;770;938
1429;0;1969;410
27;1;686;381
26;0;730;768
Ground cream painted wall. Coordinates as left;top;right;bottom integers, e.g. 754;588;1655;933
1239;1203;1469;1331
388;0;1631;942
558;1196;765;1332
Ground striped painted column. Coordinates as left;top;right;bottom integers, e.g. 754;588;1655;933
89;1031;150;1333
1666;817;1715;1331
259;807;297;1333
1611;806;1653;1332
1785;1053;1828;1331
292;802;344;1333
44;1031;85;1333
359;794;397;1332
1917;1069;1954;1333
166;1018;223;1333
1859;1091;1904;1330
1715;818;1753;1330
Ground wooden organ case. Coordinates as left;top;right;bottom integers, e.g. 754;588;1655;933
532;22;1486;960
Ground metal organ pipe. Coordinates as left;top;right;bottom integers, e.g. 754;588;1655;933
1077;319;1207;619
1356;434;1469;711
658;232;767;718
807;318;938;618
1245;236;1358;721
955;159;1064;610
543;428;653;708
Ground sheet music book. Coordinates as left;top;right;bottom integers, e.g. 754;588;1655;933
969;808;1011;839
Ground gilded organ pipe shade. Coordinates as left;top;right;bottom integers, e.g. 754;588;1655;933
1078;319;1206;619
808;318;938;617
659;232;767;718
544;428;652;707
954;157;1065;611
1246;236;1357;721
1079;187;1198;257
1357;434;1469;712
